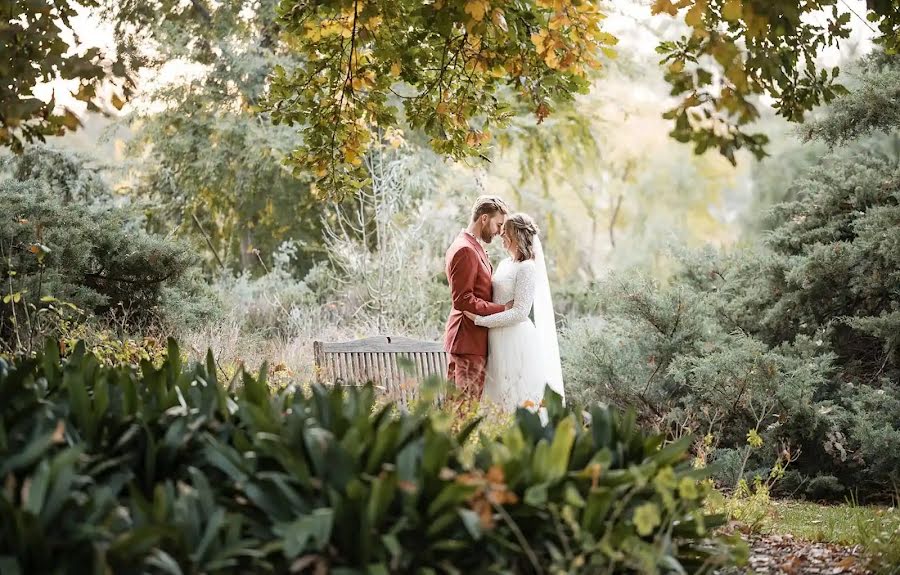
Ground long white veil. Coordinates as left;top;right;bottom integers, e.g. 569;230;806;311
533;237;565;401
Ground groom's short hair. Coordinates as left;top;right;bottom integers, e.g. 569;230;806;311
471;195;509;222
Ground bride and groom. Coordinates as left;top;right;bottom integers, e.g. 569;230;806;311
443;195;565;410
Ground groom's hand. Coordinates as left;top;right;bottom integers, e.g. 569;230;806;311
504;300;514;310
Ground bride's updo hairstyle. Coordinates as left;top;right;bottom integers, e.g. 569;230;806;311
505;213;540;262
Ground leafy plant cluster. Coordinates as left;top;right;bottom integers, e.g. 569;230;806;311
0;147;218;354
560;65;900;499
266;0;617;195
0;338;744;574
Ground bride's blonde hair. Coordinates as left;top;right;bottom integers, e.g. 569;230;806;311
504;213;540;262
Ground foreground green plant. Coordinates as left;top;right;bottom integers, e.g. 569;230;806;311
0;339;744;573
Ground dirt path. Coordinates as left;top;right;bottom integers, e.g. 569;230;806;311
720;533;872;574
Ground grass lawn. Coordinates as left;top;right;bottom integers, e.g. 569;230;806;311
757;499;900;573
761;500;899;544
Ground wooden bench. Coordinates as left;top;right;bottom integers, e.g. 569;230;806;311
313;336;448;402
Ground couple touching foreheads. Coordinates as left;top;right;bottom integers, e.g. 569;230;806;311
443;195;565;411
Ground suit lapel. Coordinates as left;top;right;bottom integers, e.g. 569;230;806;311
462;232;492;274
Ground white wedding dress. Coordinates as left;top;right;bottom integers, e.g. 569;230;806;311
474;239;565;411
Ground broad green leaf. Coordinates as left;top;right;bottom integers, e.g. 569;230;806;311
23;460;51;515
546;416;576;480
524;482;548;506
366;472;397;526
458;508;482;540
275;508;334;558
146;549;184;575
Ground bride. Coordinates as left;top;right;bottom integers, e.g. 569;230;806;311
463;213;565;411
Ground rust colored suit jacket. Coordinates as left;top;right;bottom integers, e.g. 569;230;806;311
444;231;505;356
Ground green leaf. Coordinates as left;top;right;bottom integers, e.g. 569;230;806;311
275;508;335;559
65;369;90;438
653;435;692;466
166;337;181;379
145;549;184;575
458;508;482;540
109;526;167;558
563;482;586;508
422;430;452;476
205;349;218;387
590;406;612;448
0;428;55;476
524;482;548;506
633;502;661;536
428;482;476;517
203;439;251;483
546;416;576;480
192;507;226;564
531;439;552;482
455;416;483;446
39;447;80;524
658;555;687;575
23;460;51;515
365;419;401;475
582;489;613;532
366;472;397;526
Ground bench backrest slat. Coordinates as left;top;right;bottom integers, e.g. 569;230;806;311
313;337;448;397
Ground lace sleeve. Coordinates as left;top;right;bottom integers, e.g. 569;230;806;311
475;261;536;328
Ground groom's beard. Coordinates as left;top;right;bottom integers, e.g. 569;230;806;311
480;230;494;243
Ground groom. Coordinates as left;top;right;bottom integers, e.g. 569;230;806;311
444;195;511;400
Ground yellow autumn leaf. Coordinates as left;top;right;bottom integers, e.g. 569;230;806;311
544;50;560;69
548;13;570;30
61;111;81;130
464;0;488;22
385;128;405;148
725;64;750;92
684;0;704;28
596;31;618;45
711;39;739;67
530;29;549;52
722;0;742;21
390;61;401;76
344;146;362;165
651;0;678;15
